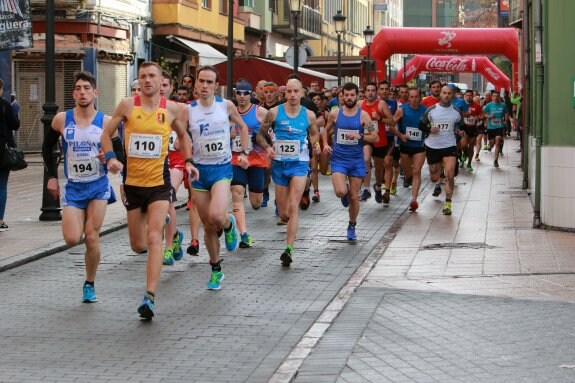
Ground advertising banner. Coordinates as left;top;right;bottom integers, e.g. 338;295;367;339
0;0;33;50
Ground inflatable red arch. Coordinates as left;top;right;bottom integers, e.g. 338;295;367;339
392;55;511;91
359;27;519;90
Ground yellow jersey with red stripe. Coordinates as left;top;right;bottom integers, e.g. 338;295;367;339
123;95;171;187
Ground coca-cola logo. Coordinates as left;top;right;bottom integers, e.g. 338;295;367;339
425;57;470;72
485;67;500;80
405;65;417;77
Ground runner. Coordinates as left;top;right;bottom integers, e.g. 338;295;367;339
377;80;399;202
101;62;196;319
359;82;394;203
393;87;428;212
231;80;269;248
322;82;376;240
255;76;320;266
187;66;250;289
418;85;464;215
459;90;482;171
42;71;116;303
474;95;486;161
482;90;509;168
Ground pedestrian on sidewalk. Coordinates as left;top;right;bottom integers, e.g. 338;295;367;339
0;78;21;232
42;71;117;303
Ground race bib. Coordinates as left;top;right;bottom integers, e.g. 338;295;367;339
168;131;177;151
231;135;253;153
199;135;227;158
464;117;476;126
274;139;300;158
491;118;502;127
128;133;162;158
68;157;102;180
405;127;422;141
336;129;359;145
431;120;454;133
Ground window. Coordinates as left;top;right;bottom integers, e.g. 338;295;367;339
269;0;276;13
220;0;228;14
202;0;211;9
240;0;255;7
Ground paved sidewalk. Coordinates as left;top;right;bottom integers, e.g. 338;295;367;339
291;138;575;382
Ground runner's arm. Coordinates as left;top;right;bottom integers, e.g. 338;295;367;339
42;112;65;179
256;108;276;151
306;110;320;152
361;111;378;144
101;98;130;173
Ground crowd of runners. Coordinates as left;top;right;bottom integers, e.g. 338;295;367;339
41;63;516;320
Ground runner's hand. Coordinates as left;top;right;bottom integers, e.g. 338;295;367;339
107;158;124;175
47;178;60;200
399;133;408;143
323;144;332;155
186;163;199;183
238;154;249;169
97;148;105;164
265;146;275;159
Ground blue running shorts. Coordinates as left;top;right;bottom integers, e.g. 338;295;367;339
271;160;309;187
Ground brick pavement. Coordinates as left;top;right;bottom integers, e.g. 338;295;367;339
292;138;575;383
0;155;417;382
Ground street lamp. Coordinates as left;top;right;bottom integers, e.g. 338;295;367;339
39;0;61;221
363;25;374;83
289;0;303;74
333;10;346;86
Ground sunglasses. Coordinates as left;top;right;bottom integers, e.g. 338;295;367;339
236;91;250;96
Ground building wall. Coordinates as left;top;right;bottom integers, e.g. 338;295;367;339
537;0;575;228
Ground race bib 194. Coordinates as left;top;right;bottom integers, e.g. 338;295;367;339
68;157;102;180
128;133;162;158
336;129;359;145
274;139;300;158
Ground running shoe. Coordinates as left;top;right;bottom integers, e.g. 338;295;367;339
207;271;225;290
138;293;155;319
432;184;442;197
341;192;350;208
299;192;310;211
277;217;289;226
475;154;480;162
382;190;391;204
359;189;371;201
442;201;452;215
312;190;320;202
467;163;473;172
172;230;184;261
494;159;499;168
0;223;8;232
82;283;97;303
374;184;383;204
409;199;419;212
239;232;253;248
483;144;489;151
186;198;191;211
390;183;397;195
224;214;239;252
261;191;269;207
163;248;174;266
346;225;357;241
187;239;200;256
280;248;292;267
459;158;465;168
403;177;410;188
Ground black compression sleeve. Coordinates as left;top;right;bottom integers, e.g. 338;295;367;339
42;128;61;178
111;136;125;164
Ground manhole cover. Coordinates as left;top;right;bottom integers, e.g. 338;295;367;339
421;242;497;250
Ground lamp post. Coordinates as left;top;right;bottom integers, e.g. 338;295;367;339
363;25;374;83
226;0;233;98
289;0;303;74
39;0;61;221
333;10;346;86
403;55;408;84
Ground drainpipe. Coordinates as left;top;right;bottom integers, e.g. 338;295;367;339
533;0;544;227
522;0;530;190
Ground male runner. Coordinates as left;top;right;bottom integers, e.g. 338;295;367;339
188;66;250;289
483;90;509;168
359;82;394;203
418;85;464;215
231;80;268;248
256;76;320;266
377;80;399;201
460;90;482;171
43;71;116;303
393;88;427;212
322;82;376;240
101;62;196;319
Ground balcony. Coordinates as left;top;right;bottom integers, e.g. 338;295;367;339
272;3;321;41
509;0;523;28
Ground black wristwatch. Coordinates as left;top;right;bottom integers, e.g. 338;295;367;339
185;157;195;165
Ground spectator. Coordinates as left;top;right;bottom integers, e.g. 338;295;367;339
0;79;21;231
130;79;141;96
10;93;19;118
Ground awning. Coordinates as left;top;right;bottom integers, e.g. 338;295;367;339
214;57;337;88
167;35;227;66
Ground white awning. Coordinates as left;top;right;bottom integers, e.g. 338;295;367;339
167;35;227;66
259;58;337;81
